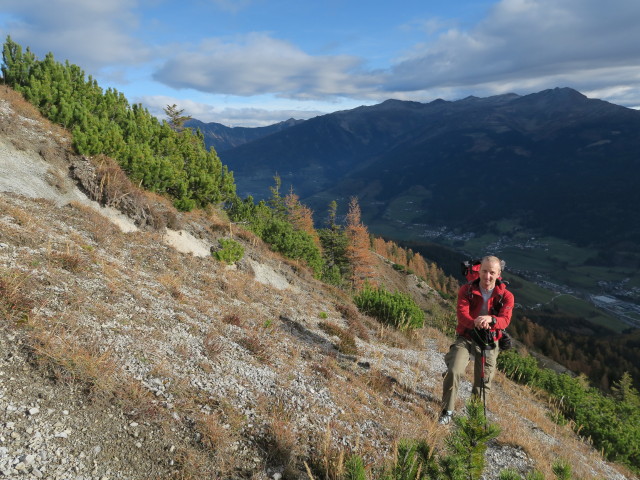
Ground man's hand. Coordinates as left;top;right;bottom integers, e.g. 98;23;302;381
474;315;493;329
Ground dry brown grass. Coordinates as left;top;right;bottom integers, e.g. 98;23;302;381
222;312;243;327
157;272;184;300
203;330;225;360
67;201;122;243
310;359;336;380
2;200;39;227
45;164;70;190
173;446;218;480
318;321;358;356
237;332;270;363
116;377;165;422
336;303;371;342
195;412;232;453
489;372;629;480
0;86;66;138
0;85;42;119
372;323;412;349
48;250;87;272
309;422;348;480
254;396;303;475
363;368;397;395
0;269;35;322
29;324;119;397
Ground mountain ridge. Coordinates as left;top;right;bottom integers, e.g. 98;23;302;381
215;87;640;248
186;117;304;152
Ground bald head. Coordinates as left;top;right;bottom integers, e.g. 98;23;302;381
479;256;502;290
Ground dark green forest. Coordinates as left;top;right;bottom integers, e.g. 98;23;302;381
509;313;640;392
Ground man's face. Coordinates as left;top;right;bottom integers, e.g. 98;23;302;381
479;260;501;290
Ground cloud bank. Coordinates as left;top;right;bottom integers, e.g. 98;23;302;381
1;0;639;126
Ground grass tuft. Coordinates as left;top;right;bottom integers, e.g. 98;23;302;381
319;321;358;356
0;270;35;322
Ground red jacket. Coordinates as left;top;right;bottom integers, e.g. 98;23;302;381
456;280;514;337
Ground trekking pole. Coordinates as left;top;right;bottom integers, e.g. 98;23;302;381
481;347;488;432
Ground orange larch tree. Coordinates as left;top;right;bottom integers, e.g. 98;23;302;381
345;197;375;290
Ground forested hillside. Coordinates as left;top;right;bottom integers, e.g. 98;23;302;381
1;36;235;211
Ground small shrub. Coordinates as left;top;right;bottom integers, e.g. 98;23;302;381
222;313;242;327
238;334;269;363
212;238;245;264
203;331;224;359
354;284;425;330
0;270;35;322
319;311;328;319
319;321;358;356
551;460;572;480
499;470;546;480
49;251;86;272
343;455;367;480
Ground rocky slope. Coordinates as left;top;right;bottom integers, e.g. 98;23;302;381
0;87;635;479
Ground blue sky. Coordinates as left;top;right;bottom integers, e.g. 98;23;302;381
1;0;639;126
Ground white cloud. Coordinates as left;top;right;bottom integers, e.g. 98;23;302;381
149;0;640;108
140;95;325;127
386;0;640;106
0;0;150;72
153;33;383;99
3;0;640;120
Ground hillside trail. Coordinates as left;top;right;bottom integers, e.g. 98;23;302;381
0;92;635;480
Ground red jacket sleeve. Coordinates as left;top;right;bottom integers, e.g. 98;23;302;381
456;284;476;331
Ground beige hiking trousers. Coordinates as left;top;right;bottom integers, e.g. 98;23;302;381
441;335;499;412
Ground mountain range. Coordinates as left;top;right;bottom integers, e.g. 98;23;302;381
186;117;303;152
198;88;640;249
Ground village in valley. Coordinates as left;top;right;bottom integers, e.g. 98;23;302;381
413;225;640;330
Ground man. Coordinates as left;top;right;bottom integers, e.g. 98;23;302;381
439;255;514;425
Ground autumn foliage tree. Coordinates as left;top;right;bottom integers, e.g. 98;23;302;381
284;188;320;248
371;236;458;296
345;197;375;290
